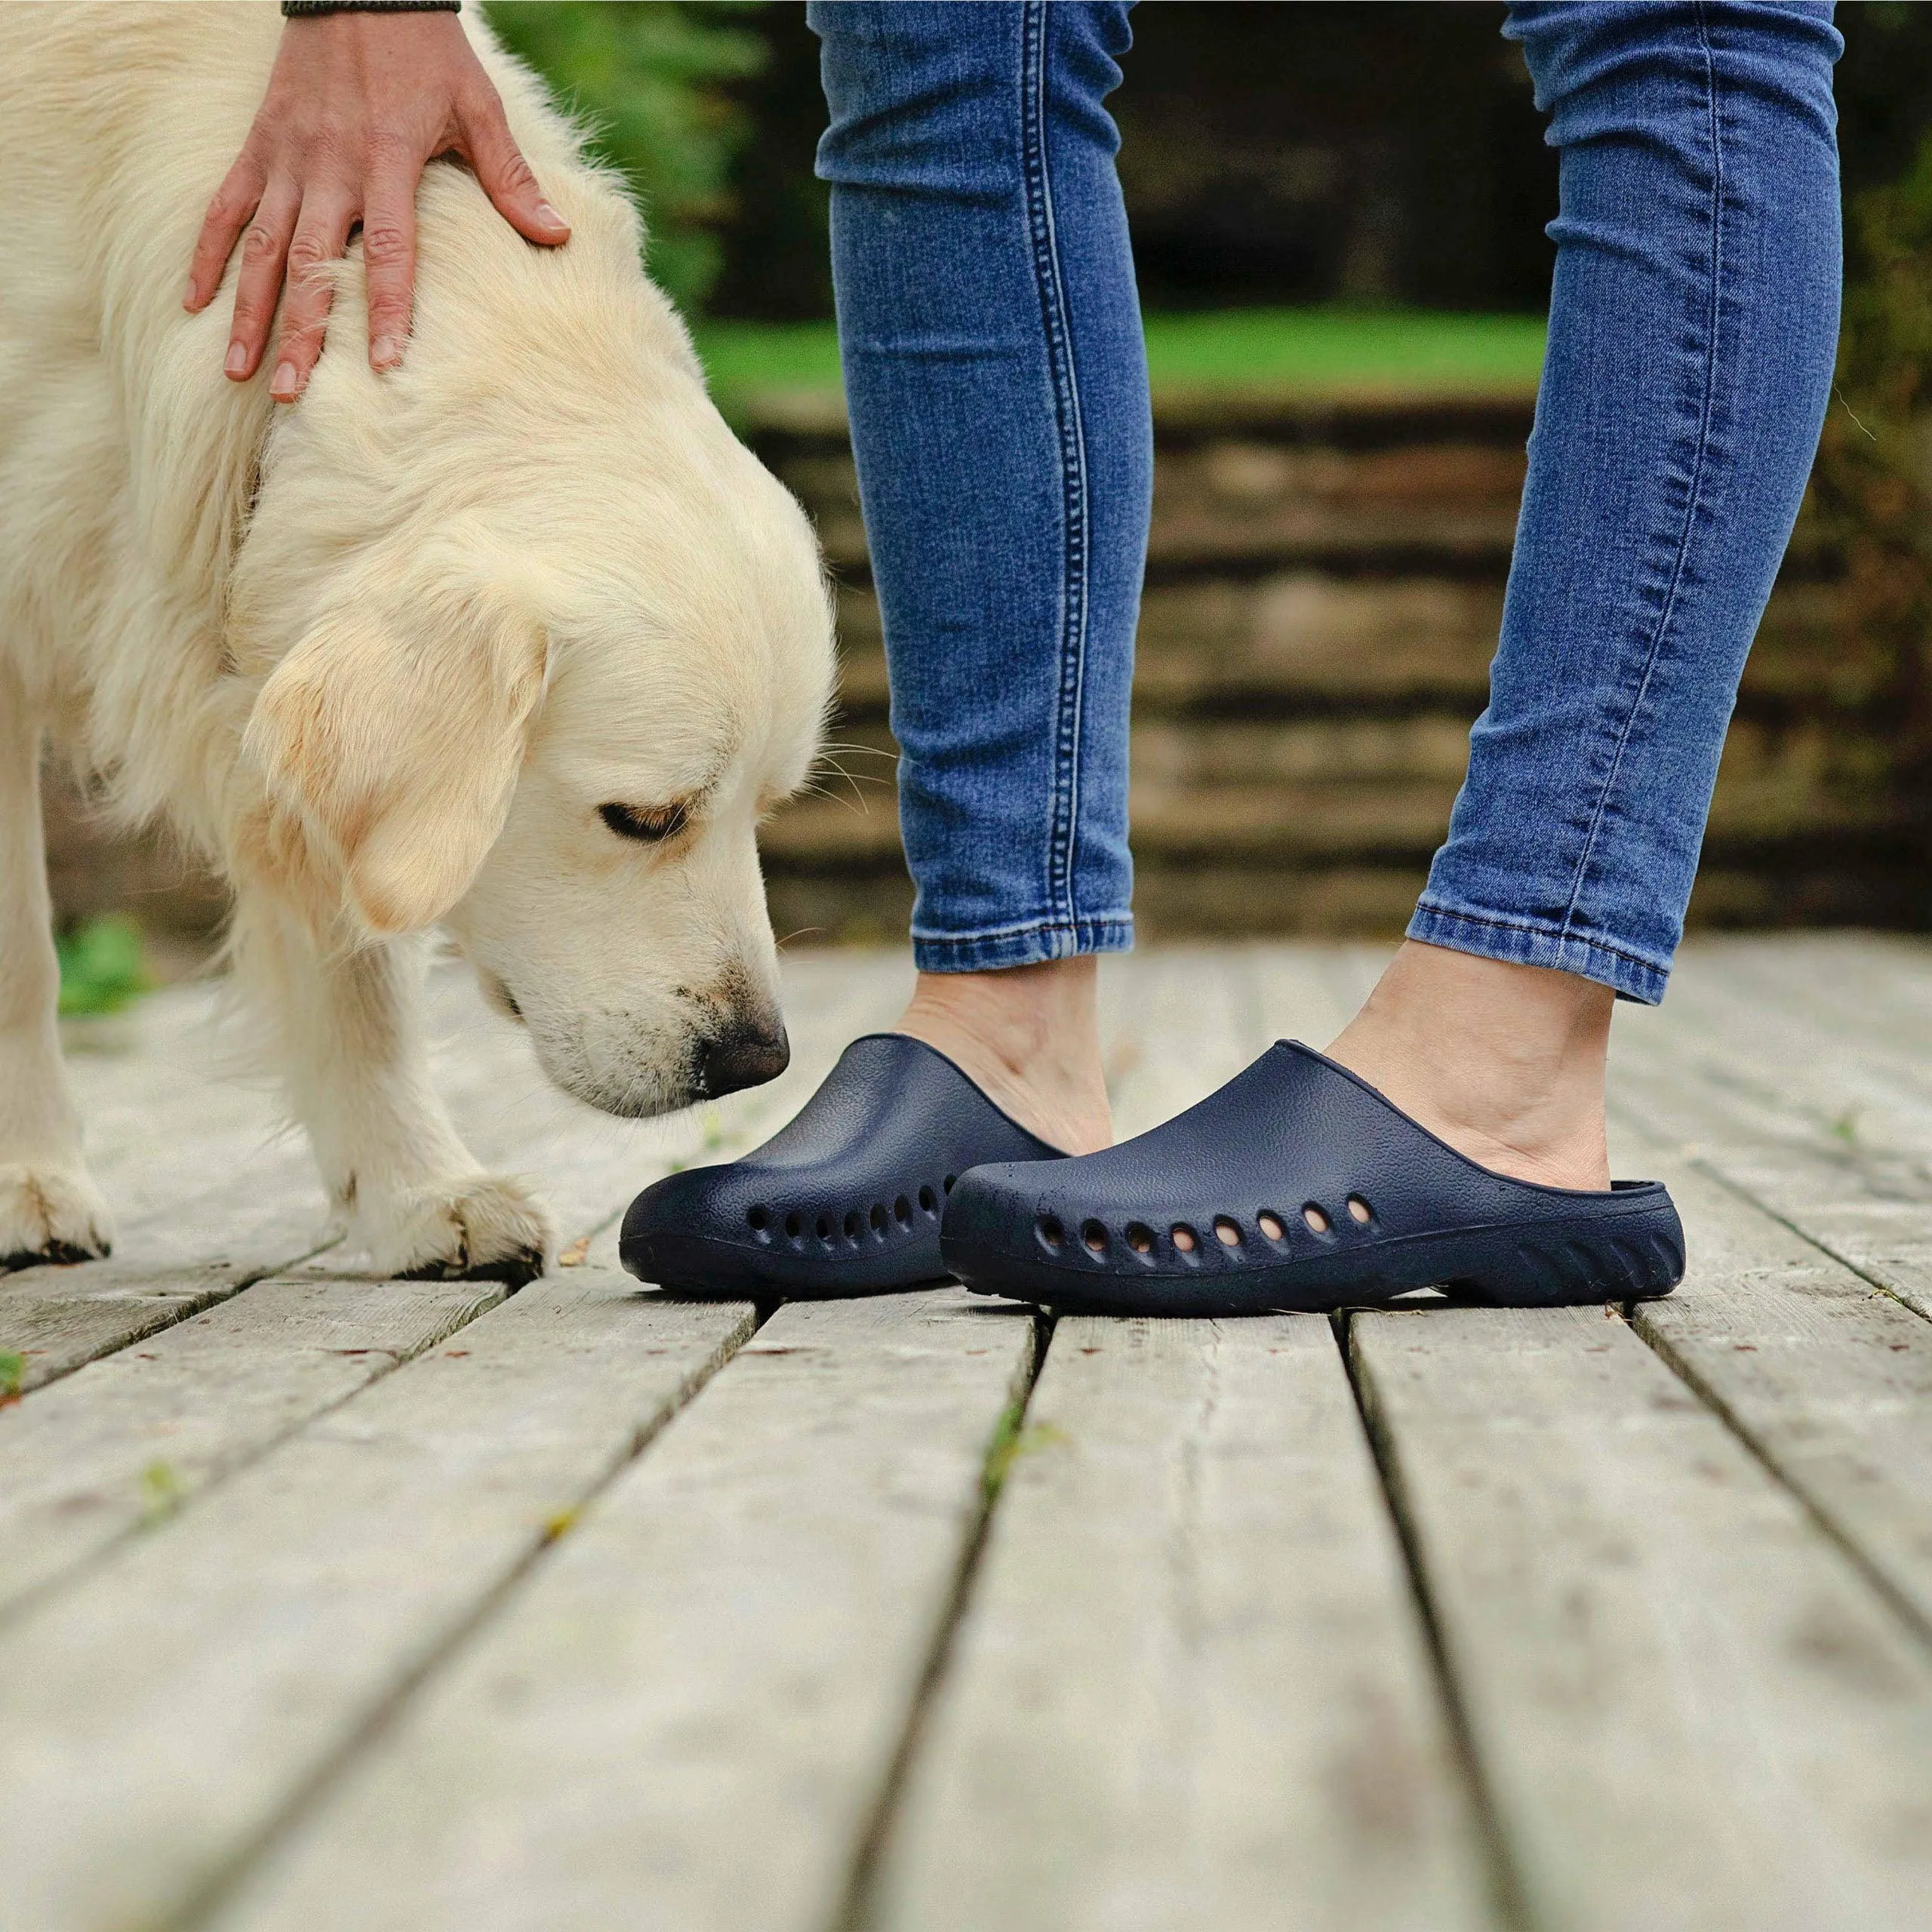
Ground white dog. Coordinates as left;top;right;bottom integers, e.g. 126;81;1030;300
0;6;835;1283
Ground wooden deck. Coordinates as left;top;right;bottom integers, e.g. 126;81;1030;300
4;938;1932;1932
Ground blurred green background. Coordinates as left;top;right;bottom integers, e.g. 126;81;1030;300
476;2;1932;405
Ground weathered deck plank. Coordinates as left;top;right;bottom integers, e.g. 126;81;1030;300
0;951;912;1930
0;1275;505;1624
1249;939;1366;1046
0;950;903;1392
1617;1143;1932;1641
0;1272;756;1932
0;1234;337;1395
1100;943;1263;1138
205;1291;1039;1932
855;949;1488;1932
1609;946;1932;1322
8;939;1932;1932
1351;1300;1932;1932
866;1312;1495;1932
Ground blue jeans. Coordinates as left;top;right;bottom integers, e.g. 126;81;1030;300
811;2;1842;1002
812;1;1149;973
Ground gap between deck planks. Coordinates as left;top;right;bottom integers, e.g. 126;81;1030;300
1619;1136;1932;1647
1327;940;1932;1930
0;955;903;1621
207;950;1364;1932
205;1290;1044;1932
0;953;908;1930
864;1312;1497;1932
0;1266;758;1932
857;947;1506;1932
1351;1292;1932;1932
0;1275;505;1626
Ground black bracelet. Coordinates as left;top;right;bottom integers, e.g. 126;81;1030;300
281;2;460;17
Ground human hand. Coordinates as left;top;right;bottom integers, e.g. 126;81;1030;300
185;10;571;403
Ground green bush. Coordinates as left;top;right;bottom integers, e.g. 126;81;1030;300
485;2;767;315
56;917;149;1018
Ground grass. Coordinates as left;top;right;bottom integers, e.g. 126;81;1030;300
692;306;1548;416
56;916;148;1018
140;1460;185;1525
982;1409;1070;1504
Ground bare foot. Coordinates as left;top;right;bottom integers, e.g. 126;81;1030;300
895;957;1113;1155
1324;940;1614;1190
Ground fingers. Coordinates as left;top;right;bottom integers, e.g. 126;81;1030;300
224;177;303;383
359;140;420;372
187;152;266;314
270;186;359;401
457;88;570;247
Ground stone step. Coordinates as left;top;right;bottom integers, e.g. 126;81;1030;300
744;389;1906;940
41;392;1905;954
825;578;1863;716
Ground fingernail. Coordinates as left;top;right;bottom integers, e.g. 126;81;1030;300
372;335;402;370
537;202;566;231
271;361;299;398
225;341;250;377
184;280;200;310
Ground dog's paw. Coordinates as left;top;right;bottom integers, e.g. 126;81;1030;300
361;1174;555;1289
0;1162;114;1272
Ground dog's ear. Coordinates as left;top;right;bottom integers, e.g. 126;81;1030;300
240;571;548;938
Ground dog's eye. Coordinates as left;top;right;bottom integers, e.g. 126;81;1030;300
599;801;689;844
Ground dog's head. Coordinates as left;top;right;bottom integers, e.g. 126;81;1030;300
231;297;834;1117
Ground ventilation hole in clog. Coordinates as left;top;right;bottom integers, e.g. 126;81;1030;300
1037;1214;1066;1250
1125;1222;1155;1256
1347;1195;1373;1225
746;1206;768;1232
816;1215;832;1241
1257;1211;1286;1243
1214;1217;1242;1248
785;1211;803;1240
1303;1204;1331;1235
943;1174;957;1194
1171;1223;1198;1254
918;1186;937;1214
894;1195;913;1227
844;1210;863;1240
1081;1220;1109;1254
870;1203;888;1235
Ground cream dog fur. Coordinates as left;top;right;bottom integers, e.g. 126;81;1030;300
0;6;834;1283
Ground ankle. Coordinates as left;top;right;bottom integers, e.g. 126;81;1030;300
1325;941;1613;1189
894;958;1113;1155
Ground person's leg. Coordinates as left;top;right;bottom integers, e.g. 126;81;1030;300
931;0;1841;1315
620;4;1148;1294
1329;0;1843;1189
812;1;1151;1155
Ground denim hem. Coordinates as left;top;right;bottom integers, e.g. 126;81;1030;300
1407;902;1669;1007
912;915;1134;975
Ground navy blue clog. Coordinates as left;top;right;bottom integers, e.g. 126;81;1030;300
620;1033;1063;1297
941;1041;1684;1315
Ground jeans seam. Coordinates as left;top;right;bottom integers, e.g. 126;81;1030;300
1020;0;1091;934
911;912;1134;944
1558;0;1725;946
1411;900;1670;981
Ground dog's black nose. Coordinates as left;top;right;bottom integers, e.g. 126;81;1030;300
695;1023;791;1100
